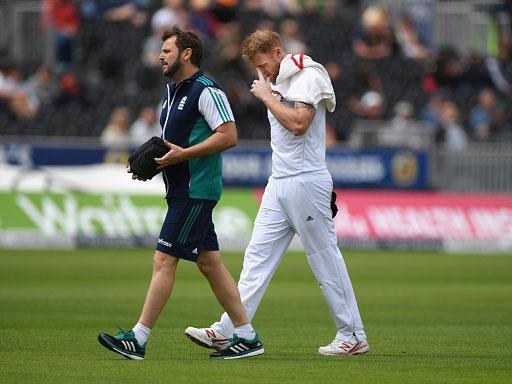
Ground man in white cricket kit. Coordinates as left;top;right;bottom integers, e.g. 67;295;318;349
185;30;368;355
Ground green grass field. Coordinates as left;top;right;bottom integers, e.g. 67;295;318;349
1;248;511;384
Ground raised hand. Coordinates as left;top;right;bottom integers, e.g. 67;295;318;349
250;68;273;103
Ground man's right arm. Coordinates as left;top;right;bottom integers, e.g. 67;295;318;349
251;69;315;136
262;95;316;136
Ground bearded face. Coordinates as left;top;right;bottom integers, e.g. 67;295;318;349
164;58;182;79
159;36;184;80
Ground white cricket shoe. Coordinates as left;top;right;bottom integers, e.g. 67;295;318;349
185;327;230;351
318;335;369;356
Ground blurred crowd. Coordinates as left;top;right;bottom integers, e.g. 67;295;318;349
1;0;512;151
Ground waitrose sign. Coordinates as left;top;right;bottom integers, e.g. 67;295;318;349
0;191;258;249
15;194;165;237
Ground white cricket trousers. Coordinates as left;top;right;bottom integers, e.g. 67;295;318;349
212;170;366;342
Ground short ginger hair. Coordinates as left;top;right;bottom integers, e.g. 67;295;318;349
241;30;282;62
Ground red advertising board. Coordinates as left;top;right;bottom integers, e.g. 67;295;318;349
333;190;512;240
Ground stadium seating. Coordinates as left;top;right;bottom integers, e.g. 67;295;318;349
0;1;511;143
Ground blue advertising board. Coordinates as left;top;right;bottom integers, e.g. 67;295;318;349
0;141;430;189
222;147;429;189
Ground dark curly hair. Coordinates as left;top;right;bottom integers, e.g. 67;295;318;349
162;26;203;67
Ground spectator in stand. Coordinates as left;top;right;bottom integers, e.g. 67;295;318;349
20;66;57;117
0;62;48;120
41;0;80;72
420;90;448;126
352;6;399;60
358;91;384;119
347;68;385;120
431;46;463;92
395;12;429;61
436;101;467;150
101;106;132;148
130;106;161;146
400;0;434;49
279;18;307;55
469;88;497;141
391;100;415;131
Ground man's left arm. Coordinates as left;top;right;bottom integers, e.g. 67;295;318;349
154;121;237;169
251;69;315;136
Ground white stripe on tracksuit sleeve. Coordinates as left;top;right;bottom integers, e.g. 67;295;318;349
198;87;235;130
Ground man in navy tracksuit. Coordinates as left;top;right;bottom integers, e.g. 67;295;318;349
98;26;263;360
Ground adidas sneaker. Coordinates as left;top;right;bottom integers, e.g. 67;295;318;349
184;327;229;350
98;328;146;360
209;333;264;360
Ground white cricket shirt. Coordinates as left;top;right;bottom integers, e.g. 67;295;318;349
269;82;328;177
